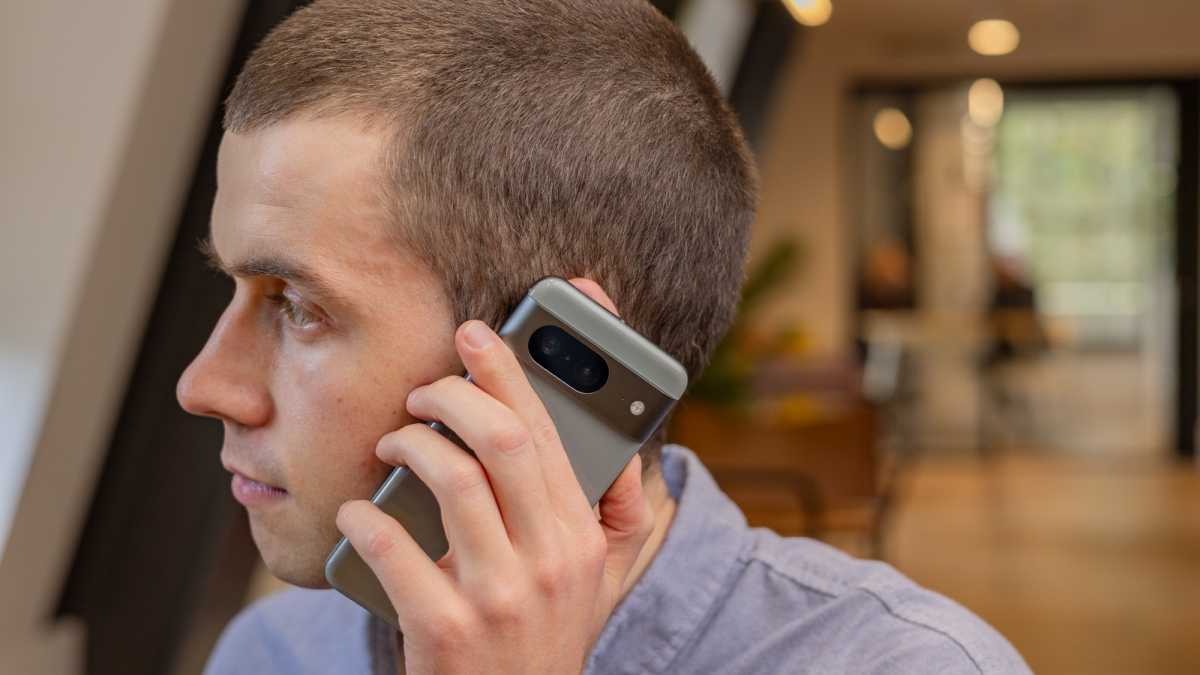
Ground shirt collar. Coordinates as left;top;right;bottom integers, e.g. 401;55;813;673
583;443;752;675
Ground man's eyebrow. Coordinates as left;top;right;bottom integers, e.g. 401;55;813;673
196;235;350;305
197;235;225;274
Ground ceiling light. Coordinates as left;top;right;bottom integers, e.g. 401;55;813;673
873;108;912;150
782;0;833;27
968;78;1004;126
968;19;1020;56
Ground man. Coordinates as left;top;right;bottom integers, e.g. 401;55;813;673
177;1;1030;673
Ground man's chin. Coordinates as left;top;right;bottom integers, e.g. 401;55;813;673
248;517;336;588
262;556;333;589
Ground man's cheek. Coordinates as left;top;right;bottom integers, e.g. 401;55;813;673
309;426;392;501
284;352;412;491
289;359;348;423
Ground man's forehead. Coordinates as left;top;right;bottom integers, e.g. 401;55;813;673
218;115;388;203
210;117;407;306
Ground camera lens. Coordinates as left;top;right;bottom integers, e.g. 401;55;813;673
570;356;607;393
528;325;608;393
539;333;561;357
576;363;600;388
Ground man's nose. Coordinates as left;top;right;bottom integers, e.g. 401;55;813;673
176;304;273;428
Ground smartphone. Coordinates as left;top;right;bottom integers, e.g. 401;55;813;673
324;276;687;627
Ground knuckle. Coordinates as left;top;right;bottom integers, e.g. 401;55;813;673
531;420;560;448
423;608;473;653
532;558;569;597
364;527;396;558
476;584;523;624
486;422;530;456
580;529;608;562
472;346;523;387
444;463;489;496
473;349;504;374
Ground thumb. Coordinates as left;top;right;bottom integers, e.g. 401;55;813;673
596;454;655;588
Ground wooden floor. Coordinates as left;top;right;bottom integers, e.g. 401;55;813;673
876;450;1200;675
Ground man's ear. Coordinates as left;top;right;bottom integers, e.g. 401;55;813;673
567;277;620;317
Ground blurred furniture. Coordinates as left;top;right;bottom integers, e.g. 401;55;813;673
670;359;886;558
977;307;1051;452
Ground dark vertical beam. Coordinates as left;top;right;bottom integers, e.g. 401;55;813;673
648;0;685;19
727;2;801;151
1175;80;1199;459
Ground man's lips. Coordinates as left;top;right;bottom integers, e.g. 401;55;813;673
223;459;288;506
231;472;288;506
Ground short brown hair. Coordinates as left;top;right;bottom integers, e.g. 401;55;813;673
225;0;758;469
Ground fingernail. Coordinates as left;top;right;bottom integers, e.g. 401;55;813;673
463;320;494;349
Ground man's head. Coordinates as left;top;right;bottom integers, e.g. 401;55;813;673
177;0;757;588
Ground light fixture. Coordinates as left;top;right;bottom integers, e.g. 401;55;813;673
782;0;833;27
873;108;912;150
967;19;1020;56
968;78;1004;126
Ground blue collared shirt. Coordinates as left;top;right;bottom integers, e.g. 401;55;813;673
205;444;1030;674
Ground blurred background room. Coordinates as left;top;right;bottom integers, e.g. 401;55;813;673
3;1;1199;674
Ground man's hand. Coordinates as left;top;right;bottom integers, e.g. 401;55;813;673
334;283;656;675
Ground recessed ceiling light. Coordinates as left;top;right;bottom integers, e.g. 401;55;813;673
968;19;1020;56
782;0;833;27
968;78;1005;127
873;108;913;150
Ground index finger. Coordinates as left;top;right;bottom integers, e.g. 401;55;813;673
455;319;593;522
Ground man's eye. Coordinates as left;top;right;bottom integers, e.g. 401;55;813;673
268;293;323;330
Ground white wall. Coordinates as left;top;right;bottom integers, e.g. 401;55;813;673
0;0;242;671
0;0;173;560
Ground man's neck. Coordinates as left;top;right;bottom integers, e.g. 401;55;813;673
618;466;678;601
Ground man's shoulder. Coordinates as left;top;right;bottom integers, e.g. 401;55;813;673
701;528;1031;674
204;587;375;675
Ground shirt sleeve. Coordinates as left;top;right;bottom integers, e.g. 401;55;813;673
843;605;1033;675
853;628;987;675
